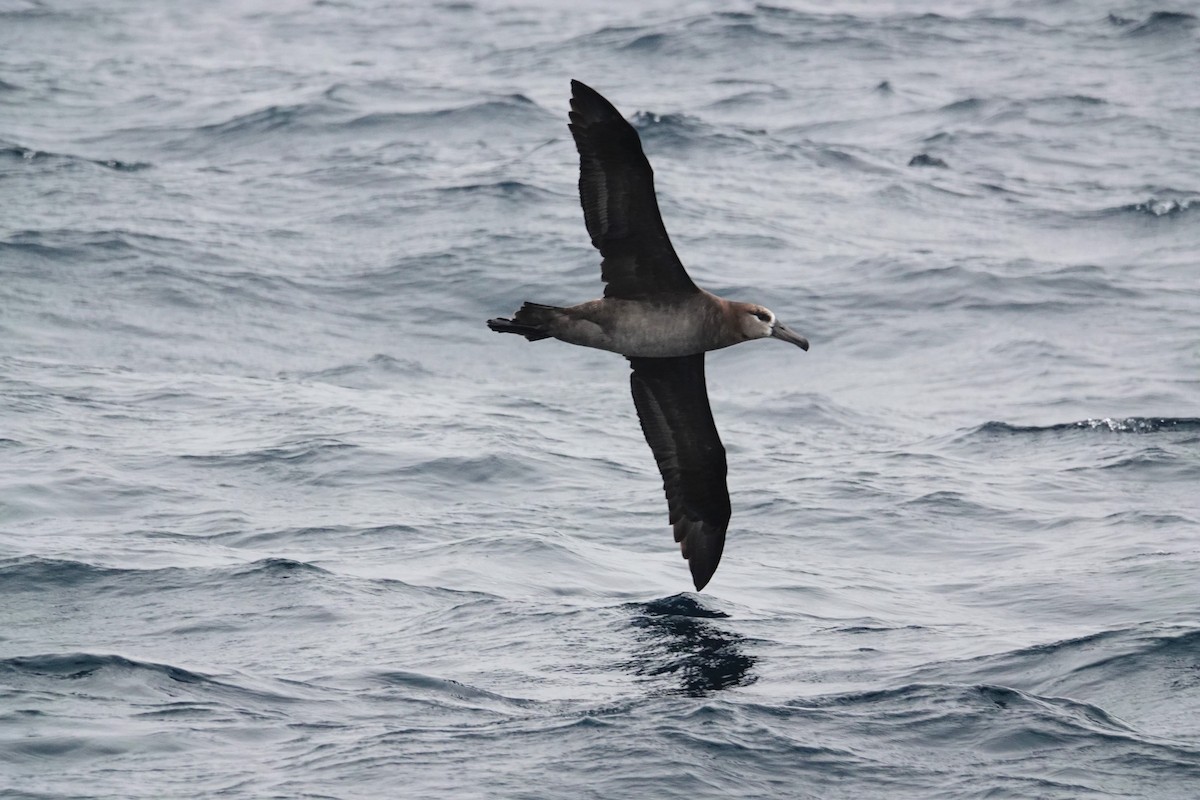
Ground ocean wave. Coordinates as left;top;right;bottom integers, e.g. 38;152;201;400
580;15;790;58
626;110;766;155
800;682;1135;735
0;142;150;172
899;489;999;518
975;417;1200;436
0;228;188;264
278;353;431;388
810;145;891;174
392;453;541;486
357;668;538;710
938;97;988;114
0;651;305;711
786;679;1200;778
1034;94;1107;106
554;5;1044;76
1067;194;1200;221
907;624;1200;698
232;557;333;579
1092;449;1200;477
1116;11;1198;37
1120;197;1196;218
197;521;421;548
927;94;1115;132
907;153;948;168
0;652;215;686
1061;627;1200;689
175;93;551;157
0;556;138;591
346;94;549;133
858;260;1130;314
194;103;325;138
0;3;68;21
0;555;336;595
180;436;358;469
703;82;788;111
437;180;555;200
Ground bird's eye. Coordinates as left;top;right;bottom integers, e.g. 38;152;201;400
753;310;770;322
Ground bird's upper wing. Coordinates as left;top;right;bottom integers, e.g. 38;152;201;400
568;80;699;300
628;354;730;590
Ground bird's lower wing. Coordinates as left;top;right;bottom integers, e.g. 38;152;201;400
628;354;730;591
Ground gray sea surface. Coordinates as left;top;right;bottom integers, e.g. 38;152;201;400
3;0;1200;797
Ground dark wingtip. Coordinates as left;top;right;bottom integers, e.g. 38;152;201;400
690;562;717;592
568;79;624;125
682;527;722;592
569;79;589;106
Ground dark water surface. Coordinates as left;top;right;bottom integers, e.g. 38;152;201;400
3;1;1200;797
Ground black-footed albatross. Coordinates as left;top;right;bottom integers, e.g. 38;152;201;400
487;79;808;591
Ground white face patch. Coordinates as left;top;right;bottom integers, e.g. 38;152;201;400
746;306;775;338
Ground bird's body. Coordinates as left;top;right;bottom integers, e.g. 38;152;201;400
506;292;775;358
488;80;808;590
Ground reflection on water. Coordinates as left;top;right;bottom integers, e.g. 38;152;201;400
626;594;756;696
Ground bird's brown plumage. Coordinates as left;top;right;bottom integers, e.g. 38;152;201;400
486;80;808;591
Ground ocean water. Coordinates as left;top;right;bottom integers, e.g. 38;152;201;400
3;0;1200;796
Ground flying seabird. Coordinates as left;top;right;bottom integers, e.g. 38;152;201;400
487;80;809;591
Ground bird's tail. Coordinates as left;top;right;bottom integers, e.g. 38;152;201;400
487;302;561;342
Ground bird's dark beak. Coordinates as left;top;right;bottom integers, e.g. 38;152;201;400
771;322;809;351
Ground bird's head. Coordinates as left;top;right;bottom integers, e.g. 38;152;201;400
737;303;809;350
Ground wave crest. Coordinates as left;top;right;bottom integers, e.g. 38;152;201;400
976;417;1200;435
